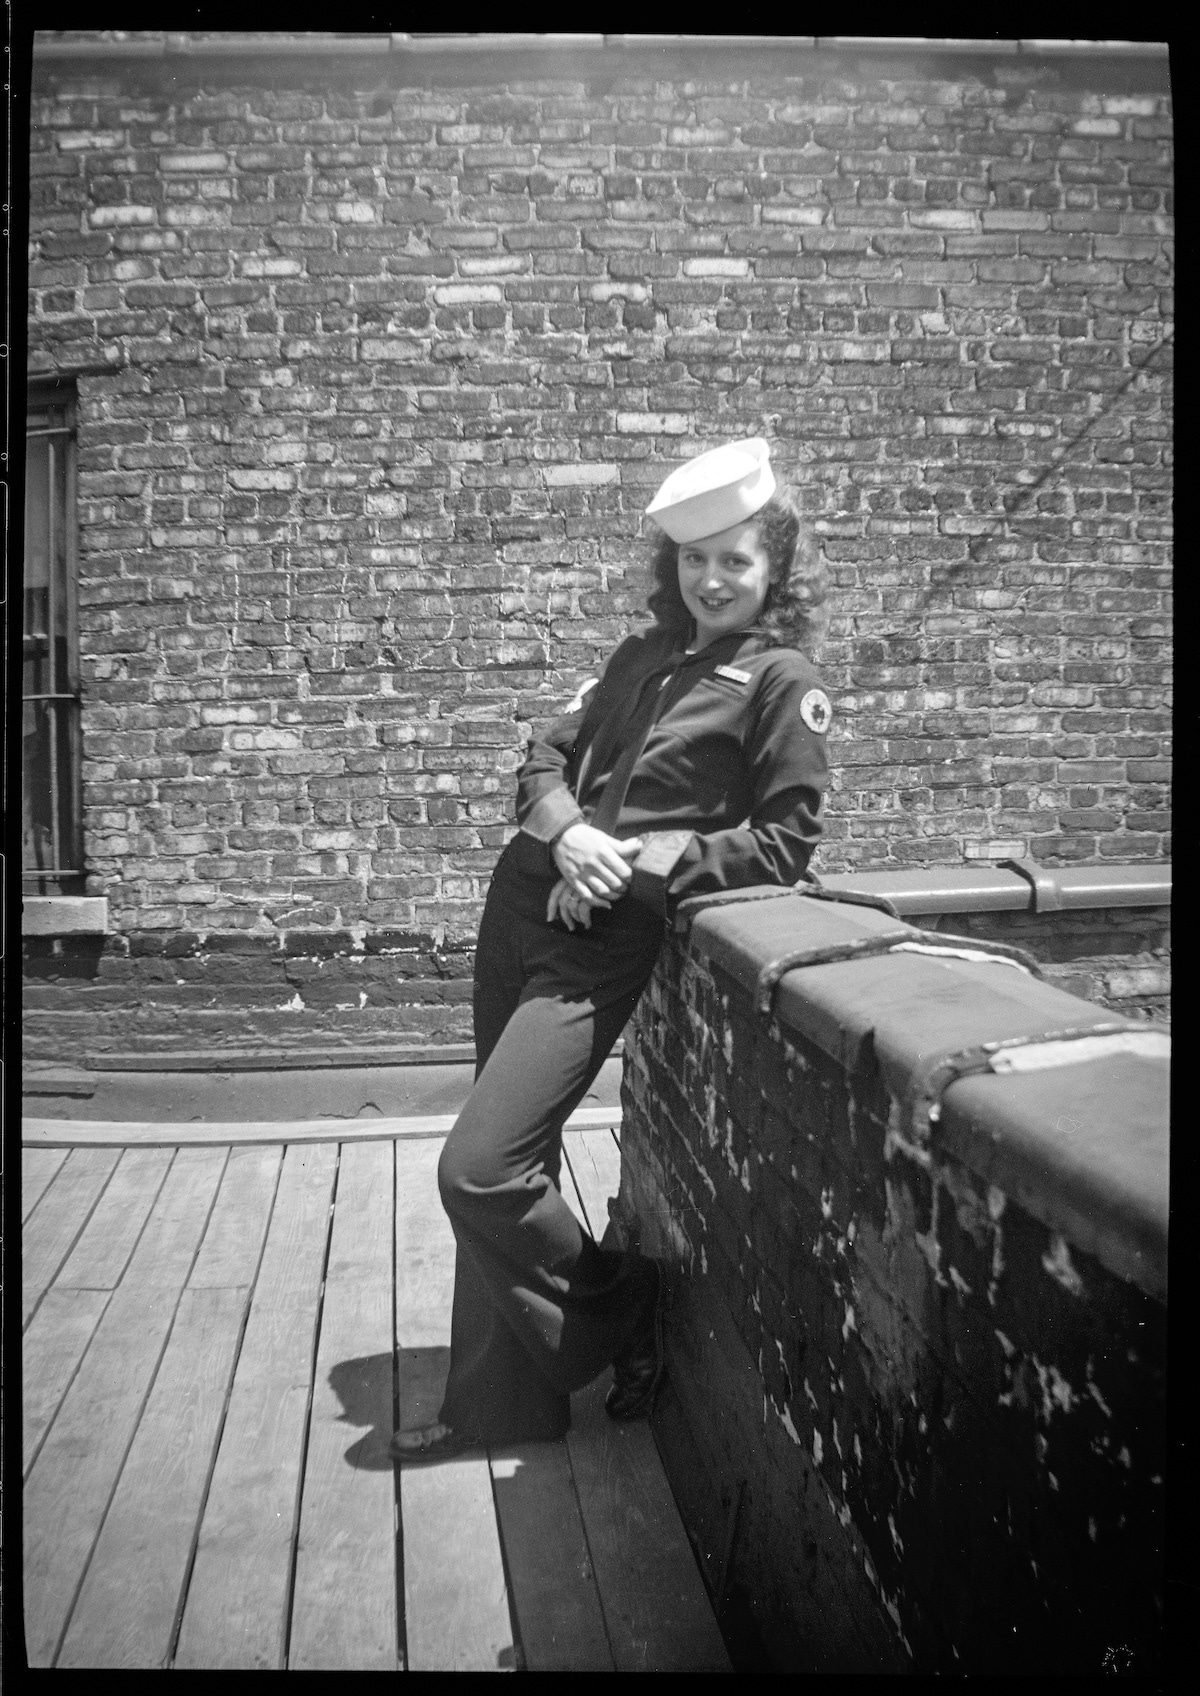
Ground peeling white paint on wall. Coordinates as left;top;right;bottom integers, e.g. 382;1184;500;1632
883;1095;933;1168
1033;1357;1078;1423
933;1158;994;1248
779;1032;807;1069
773;1336;792;1397
913;1182;947;1286
989;1216;1006;1299
705;1082;719;1148
1085;1362;1113;1418
1041;1232;1085;1297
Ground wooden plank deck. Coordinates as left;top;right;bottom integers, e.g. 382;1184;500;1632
21;1115;731;1672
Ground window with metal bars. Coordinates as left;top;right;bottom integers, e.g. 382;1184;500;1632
23;384;83;894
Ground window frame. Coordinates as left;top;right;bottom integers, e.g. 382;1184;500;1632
22;378;83;895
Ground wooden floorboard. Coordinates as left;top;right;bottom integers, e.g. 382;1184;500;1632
188;1143;283;1288
290;1140;399;1672
481;1126;613;1668
58;1146;278;1668
23;1288;111;1477
58;1283;248;1669
562;1126;623;1241
566;1376;732;1673
22;1147;69;1222
22;1148;227;1667
394;1139;455;1362
59;1139;283;1668
55;1145;174;1293
174;1142;338;1671
22;1147;122;1326
559;1144;593;1237
490;1441;615;1671
402;1449;519;1673
394;1138;515;1673
21;1122;733;1674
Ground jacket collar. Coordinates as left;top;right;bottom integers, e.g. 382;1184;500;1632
680;628;769;667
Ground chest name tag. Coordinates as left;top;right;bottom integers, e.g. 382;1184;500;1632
714;664;752;685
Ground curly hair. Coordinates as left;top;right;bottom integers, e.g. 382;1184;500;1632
644;485;828;654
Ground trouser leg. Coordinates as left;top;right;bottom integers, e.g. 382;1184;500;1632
437;899;662;1443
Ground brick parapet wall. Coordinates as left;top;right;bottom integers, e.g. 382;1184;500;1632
617;900;1166;1673
25;40;1172;979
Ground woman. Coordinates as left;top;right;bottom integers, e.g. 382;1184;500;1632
391;437;831;1460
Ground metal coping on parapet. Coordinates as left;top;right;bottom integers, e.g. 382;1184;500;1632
30;32;1171;62
814;863;1171;918
675;863;1171;931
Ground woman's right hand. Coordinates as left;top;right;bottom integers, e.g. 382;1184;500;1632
552;822;643;902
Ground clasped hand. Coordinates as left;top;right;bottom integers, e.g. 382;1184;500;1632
546;822;642;931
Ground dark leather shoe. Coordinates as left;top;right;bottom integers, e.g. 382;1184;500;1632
605;1262;665;1421
389;1422;478;1464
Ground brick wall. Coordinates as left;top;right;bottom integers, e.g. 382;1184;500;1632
24;37;1172;1051
618;896;1167;1673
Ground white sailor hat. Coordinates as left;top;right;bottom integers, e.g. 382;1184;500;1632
645;437;776;544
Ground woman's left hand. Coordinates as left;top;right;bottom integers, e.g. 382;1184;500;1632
546;877;611;931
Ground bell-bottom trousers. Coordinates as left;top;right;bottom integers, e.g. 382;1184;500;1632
436;834;666;1444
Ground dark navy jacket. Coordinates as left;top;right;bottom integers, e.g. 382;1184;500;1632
516;622;830;915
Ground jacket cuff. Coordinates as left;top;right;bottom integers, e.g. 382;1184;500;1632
520;787;586;845
627;830;697;917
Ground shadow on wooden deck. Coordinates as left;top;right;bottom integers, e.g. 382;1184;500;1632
20;1120;731;1672
326;1352;398;1471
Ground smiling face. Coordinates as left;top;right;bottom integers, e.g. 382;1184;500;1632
676;518;772;650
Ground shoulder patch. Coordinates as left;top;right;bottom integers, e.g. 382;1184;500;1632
565;677;599;714
799;688;833;734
